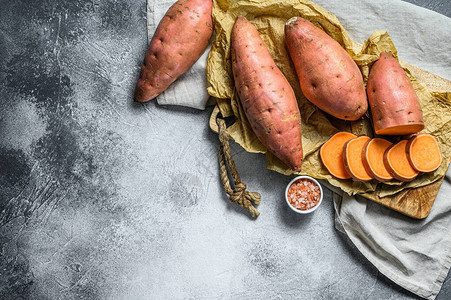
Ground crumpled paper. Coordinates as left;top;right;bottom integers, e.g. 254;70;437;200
206;0;451;198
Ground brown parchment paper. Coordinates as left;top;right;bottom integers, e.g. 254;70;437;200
207;0;451;197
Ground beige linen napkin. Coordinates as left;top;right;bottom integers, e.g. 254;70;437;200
335;176;451;299
323;170;451;300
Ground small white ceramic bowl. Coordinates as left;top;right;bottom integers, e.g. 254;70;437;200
285;175;323;214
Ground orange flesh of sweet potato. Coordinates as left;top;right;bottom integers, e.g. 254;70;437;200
343;136;372;182
362;138;393;182
383;140;419;182
231;16;303;171
285;17;367;121
134;0;213;102
320;132;357;179
367;52;424;135
407;133;442;172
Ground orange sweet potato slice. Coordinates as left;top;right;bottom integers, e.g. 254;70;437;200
383;140;419;182
320;132;357;179
343;136;372;182
406;133;442;172
362;138;393;182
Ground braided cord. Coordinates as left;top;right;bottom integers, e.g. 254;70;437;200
216;115;261;218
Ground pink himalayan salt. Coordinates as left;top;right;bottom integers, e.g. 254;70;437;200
287;178;321;210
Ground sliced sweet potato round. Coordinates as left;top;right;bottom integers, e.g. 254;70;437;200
383;140;419;182
406;133;442;172
362;138;393;182
320;132;357;179
343;136;372;182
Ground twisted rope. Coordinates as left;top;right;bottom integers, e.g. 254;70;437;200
217;114;261;218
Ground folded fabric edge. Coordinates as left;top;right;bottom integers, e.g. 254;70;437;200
331;191;451;300
332;192;346;234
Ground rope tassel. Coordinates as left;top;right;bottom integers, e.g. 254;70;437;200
216;114;261;218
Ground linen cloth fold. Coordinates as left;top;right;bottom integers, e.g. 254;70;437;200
326;170;451;300
146;0;451;298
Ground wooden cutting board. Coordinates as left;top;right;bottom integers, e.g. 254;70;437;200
210;62;451;219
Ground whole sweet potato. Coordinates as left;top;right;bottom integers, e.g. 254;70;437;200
367;52;424;135
232;16;303;171
134;0;213;102
285;17;367;121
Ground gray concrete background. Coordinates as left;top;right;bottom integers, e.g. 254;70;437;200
404;0;451;17
0;0;449;299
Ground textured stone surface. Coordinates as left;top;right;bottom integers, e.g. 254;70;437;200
403;0;451;17
0;0;449;299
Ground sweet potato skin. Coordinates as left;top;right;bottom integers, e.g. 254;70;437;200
383;140;418;182
284;17;367;121
134;0;213;102
367;52;424;135
231;16;303;171
406;133;442;172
